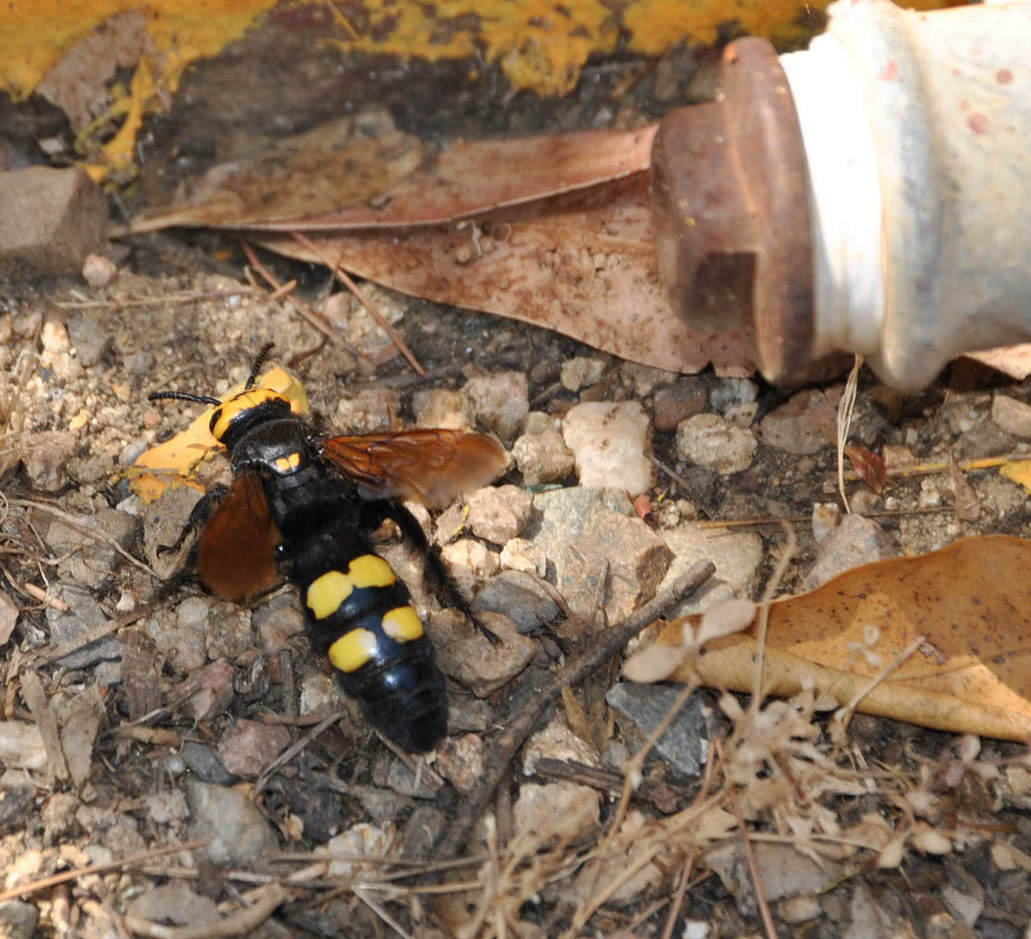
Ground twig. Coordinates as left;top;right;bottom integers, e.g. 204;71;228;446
12;498;156;578
732;794;778;939
0;840;210;903
836;633;927;730
750;523;795;715
835;355;863;513
255;709;348;795
53;289;260;309
124;883;288;939
435;559;715;860
289;230;426;377
239;240;357;360
353;886;413;939
660;856;695;939
33;605;151;666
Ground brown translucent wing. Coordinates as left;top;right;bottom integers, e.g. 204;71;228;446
323;429;507;508
197;472;281;600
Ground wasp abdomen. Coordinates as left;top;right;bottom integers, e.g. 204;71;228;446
301;553;447;752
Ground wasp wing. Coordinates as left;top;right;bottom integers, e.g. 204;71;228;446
323;429;507;508
197;471;281;600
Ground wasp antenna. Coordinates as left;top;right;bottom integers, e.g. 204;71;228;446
245;342;276;390
149;391;222;406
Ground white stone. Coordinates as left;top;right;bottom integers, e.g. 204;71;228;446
562;400;652;494
676;413;756;474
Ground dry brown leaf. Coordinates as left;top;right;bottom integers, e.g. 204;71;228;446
132;113;423;232
133;121;655;233
247;124;658;230
965;344;1031;381
639;536;1031;741
257;174;755;374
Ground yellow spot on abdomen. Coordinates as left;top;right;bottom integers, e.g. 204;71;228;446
347;555;396;589
328;628;379;672
382;606;423;642
306;556;397;620
306;570;353;619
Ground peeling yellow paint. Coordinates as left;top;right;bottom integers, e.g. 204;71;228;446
1;0;958;178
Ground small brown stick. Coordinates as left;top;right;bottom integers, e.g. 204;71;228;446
732;793;779;939
435;559;716;860
750;523;795;716
54;288;260;310
660;855;696;939
0;839;210;903
255;709;349;795
12;499;156;578
533;757;691;812
289;230;426;377
124;883;288;939
239;240;357;360
32;605;151;666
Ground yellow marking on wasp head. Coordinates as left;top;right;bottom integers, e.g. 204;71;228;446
306;570;354;620
273;451;302;474
210;387;287;442
347;555;396;589
328;628;379;673
382;606;424;643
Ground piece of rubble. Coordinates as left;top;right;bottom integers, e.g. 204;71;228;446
323;823;394;877
991;394;1031;439
466;484;533;544
708;377;758;413
498;537;547;576
439;538;500;595
562;400;653;494
126;882;218;929
0;721;47;771
436;734;487;793
412;388;474;429
67;311;112;366
523;720;599;774
676;413;756;475
657;523;763;617
46;585;122;668
334;388;401;433
606;683;709;777
513;782;600;842
21;430;78;491
760;389;837;455
560;355;608;391
81;253;117;288
217;719;291;777
472;570;561;634
429;609;535;695
533;488;672;623
186;780;279;864
512;424;574;486
462;371;529;440
653;383;708;432
0;167;107;278
805;514;896;590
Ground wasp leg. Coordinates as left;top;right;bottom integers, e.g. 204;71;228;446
366;500;501;646
156;484;228;556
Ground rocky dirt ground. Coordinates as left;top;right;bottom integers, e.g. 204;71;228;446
2;35;1031;939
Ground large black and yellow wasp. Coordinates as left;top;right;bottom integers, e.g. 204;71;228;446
149;345;506;752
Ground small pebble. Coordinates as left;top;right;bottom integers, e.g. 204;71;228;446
676;413;756;475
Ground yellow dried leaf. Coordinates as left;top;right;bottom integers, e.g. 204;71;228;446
129;365;308;503
1000;459;1031;493
638;536;1031;741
